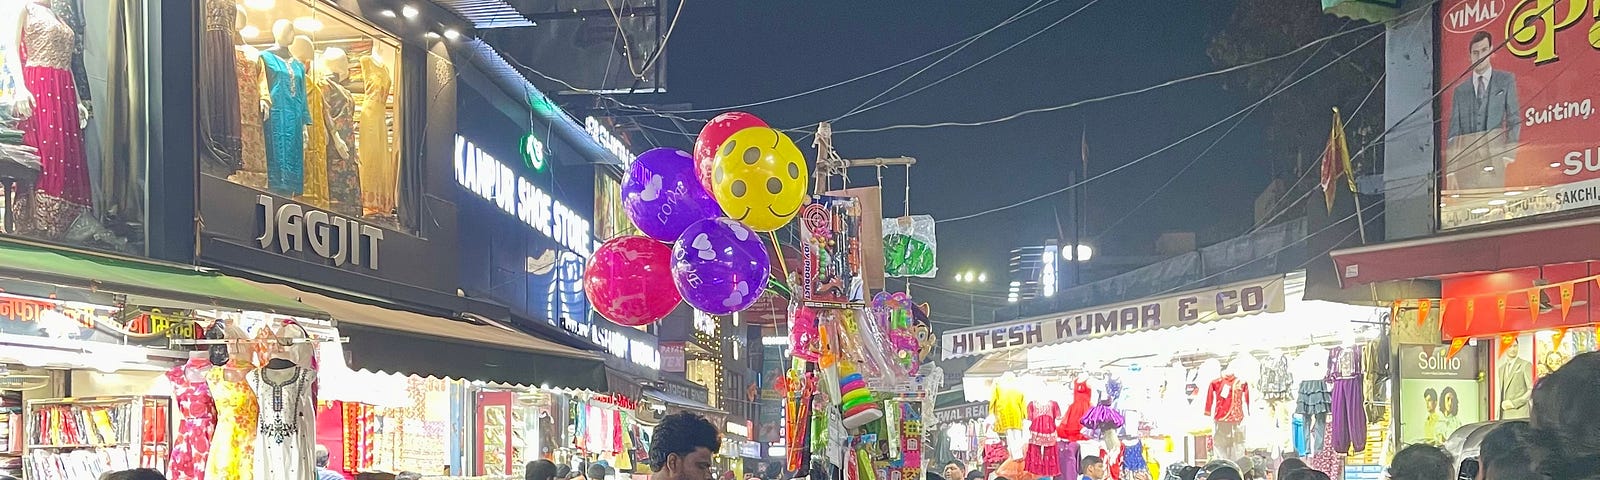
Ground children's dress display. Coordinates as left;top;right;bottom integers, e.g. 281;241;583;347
991;379;1026;432
1058;381;1092;441
1024;401;1061;476
1327;345;1367;454
166;359;218;480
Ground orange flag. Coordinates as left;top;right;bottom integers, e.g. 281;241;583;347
1417;299;1431;328
1498;334;1517;359
1464;297;1477;331
1440;298;1453;328
1551;327;1569;350
1496;295;1509;328
1319;108;1357;212
1446;337;1469;359
1528;288;1542;324
1560;282;1575;320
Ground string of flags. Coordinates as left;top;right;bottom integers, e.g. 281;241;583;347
1387;273;1600;359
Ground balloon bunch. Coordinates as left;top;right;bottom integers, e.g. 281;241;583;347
585;112;810;326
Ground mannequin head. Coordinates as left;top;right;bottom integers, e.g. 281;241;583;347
235;6;246;31
322;47;348;79
289;35;314;64
271;19;296;47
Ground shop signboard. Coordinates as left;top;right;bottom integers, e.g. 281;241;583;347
1436;0;1600;228
662;342;687;372
1344;465;1383;480
929;401;990;426
940;276;1286;359
0;293;201;346
1398;344;1484;445
254;195;385;270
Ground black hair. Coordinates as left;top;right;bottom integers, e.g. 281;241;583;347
1424;388;1438;401
396;473;424;480
649;412;722;469
587;463;611;480
965;471;984;480
1440;387;1460;417
556;465;573;479
1529;351;1600;480
1276;458;1308;473
1389;444;1454;480
1471;31;1493;47
926;473;946;480
102;471;168;480
1280;469;1331;480
1209;467;1243;480
1178;466;1202;480
315;444;332;468
527;460;559;480
945;460;967;471
1480;420;1535;479
1081;456;1103;472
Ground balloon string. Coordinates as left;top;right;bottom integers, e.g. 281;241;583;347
768;230;793;288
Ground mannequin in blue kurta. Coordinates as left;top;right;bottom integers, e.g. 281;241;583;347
261;51;307;196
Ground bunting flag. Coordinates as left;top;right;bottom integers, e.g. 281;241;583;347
1390;300;1403;327
1496;295;1509;328
1417;299;1431;328
1551;327;1569;350
1318;108;1357;212
1446;337;1469;359
1528;288;1543;324
1560;282;1575;320
1464;297;1476;331
1439;298;1452;328
1499;334;1518;359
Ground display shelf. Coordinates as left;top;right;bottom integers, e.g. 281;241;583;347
22;396;170;480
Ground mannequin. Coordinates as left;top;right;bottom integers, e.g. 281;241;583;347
252;320;316;480
232;6;268;188
168;350;218;480
198;0;241;178
259;19;307;196
204;321;259;479
0;2;32;115
357;47;393;216
11;0;91;238
319;46;361;216
293;35;330;207
1204;363;1250;461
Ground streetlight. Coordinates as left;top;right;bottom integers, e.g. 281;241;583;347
1062;244;1094;262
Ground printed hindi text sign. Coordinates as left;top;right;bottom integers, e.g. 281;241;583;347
1437;0;1600;228
939;276;1285;359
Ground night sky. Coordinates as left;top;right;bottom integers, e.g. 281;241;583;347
605;0;1281;326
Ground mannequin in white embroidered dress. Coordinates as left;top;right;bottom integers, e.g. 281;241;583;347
250;322;317;480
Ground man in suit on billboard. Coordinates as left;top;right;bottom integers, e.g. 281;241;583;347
1446;31;1521;190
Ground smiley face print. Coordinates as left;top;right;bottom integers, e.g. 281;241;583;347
711;126;809;232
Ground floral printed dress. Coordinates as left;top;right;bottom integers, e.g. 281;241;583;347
205;365;259;480
166;360;218;480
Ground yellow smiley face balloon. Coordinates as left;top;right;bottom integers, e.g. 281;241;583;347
711;126;809;231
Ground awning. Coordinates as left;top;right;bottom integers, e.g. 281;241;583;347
0;239;326;318
643;388;725;415
243;280;608;391
1330;216;1600;285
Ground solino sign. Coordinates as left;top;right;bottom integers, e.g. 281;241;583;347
940;276;1286;359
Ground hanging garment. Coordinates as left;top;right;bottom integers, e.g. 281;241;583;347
233;48;268;188
301;66;330;207
1258;355;1294;402
261;52;307;196
948;422;970;451
323;77;361;217
1204;375;1250;423
205;366;259;480
1120;440;1148;480
991;380;1026;432
198;0;241;177
167;360;218;480
18;3;90;238
1327;346;1367;454
250;365;317;480
356;55;394;216
1307;421;1341;477
1024;401;1061;476
1057;439;1080;479
1058;381;1092;441
1212;421;1245;463
982;438;1009;468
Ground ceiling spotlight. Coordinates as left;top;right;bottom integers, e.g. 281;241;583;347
1488;199;1507;206
239;25;261;38
443;29;461;40
1010;281;1021;287
380;9;397;17
402;5;420;18
1470;207;1491;214
425;31;441;39
292;17;324;33
1483;165;1496;172
977;273;987;283
1551;162;1563;168
1504;191;1523;196
1008;297;1018;303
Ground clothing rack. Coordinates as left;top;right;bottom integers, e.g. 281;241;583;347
166;336;347;346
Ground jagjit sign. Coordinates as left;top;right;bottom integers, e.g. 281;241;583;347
939;276;1286;359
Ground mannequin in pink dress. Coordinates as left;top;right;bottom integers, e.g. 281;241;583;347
167;351;218;480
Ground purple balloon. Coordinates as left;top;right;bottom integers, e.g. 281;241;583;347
624;148;724;242
671;218;771;315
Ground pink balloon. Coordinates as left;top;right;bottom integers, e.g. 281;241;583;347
693;111;768;195
584;236;681;326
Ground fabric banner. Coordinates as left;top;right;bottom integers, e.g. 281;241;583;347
1436;0;1600;228
940;276;1285;359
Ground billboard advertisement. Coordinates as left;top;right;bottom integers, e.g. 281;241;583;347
1437;0;1600;228
1398;344;1484;445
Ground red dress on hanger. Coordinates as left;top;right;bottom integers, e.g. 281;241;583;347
1058;381;1092;441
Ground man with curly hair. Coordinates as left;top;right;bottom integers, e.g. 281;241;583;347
650;412;722;480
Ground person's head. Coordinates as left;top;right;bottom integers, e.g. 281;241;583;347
1529;351;1600;480
925;473;946;480
557;465;574;480
1441;387;1460;417
315;444;332;468
965;471;984;480
945;460;967;480
588;463;612;480
1388;444;1454;480
1082;456;1106;479
527;460;560;480
1470;31;1494;74
1279;470;1330;480
1477;420;1534;480
1424;388;1439;413
1208;467;1243;480
649;412;721;480
1177;466;1202;480
101;471;167;480
1276;458;1308;475
396;473;423;480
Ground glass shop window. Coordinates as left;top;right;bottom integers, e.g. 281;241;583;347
0;0;150;254
200;0;405;229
